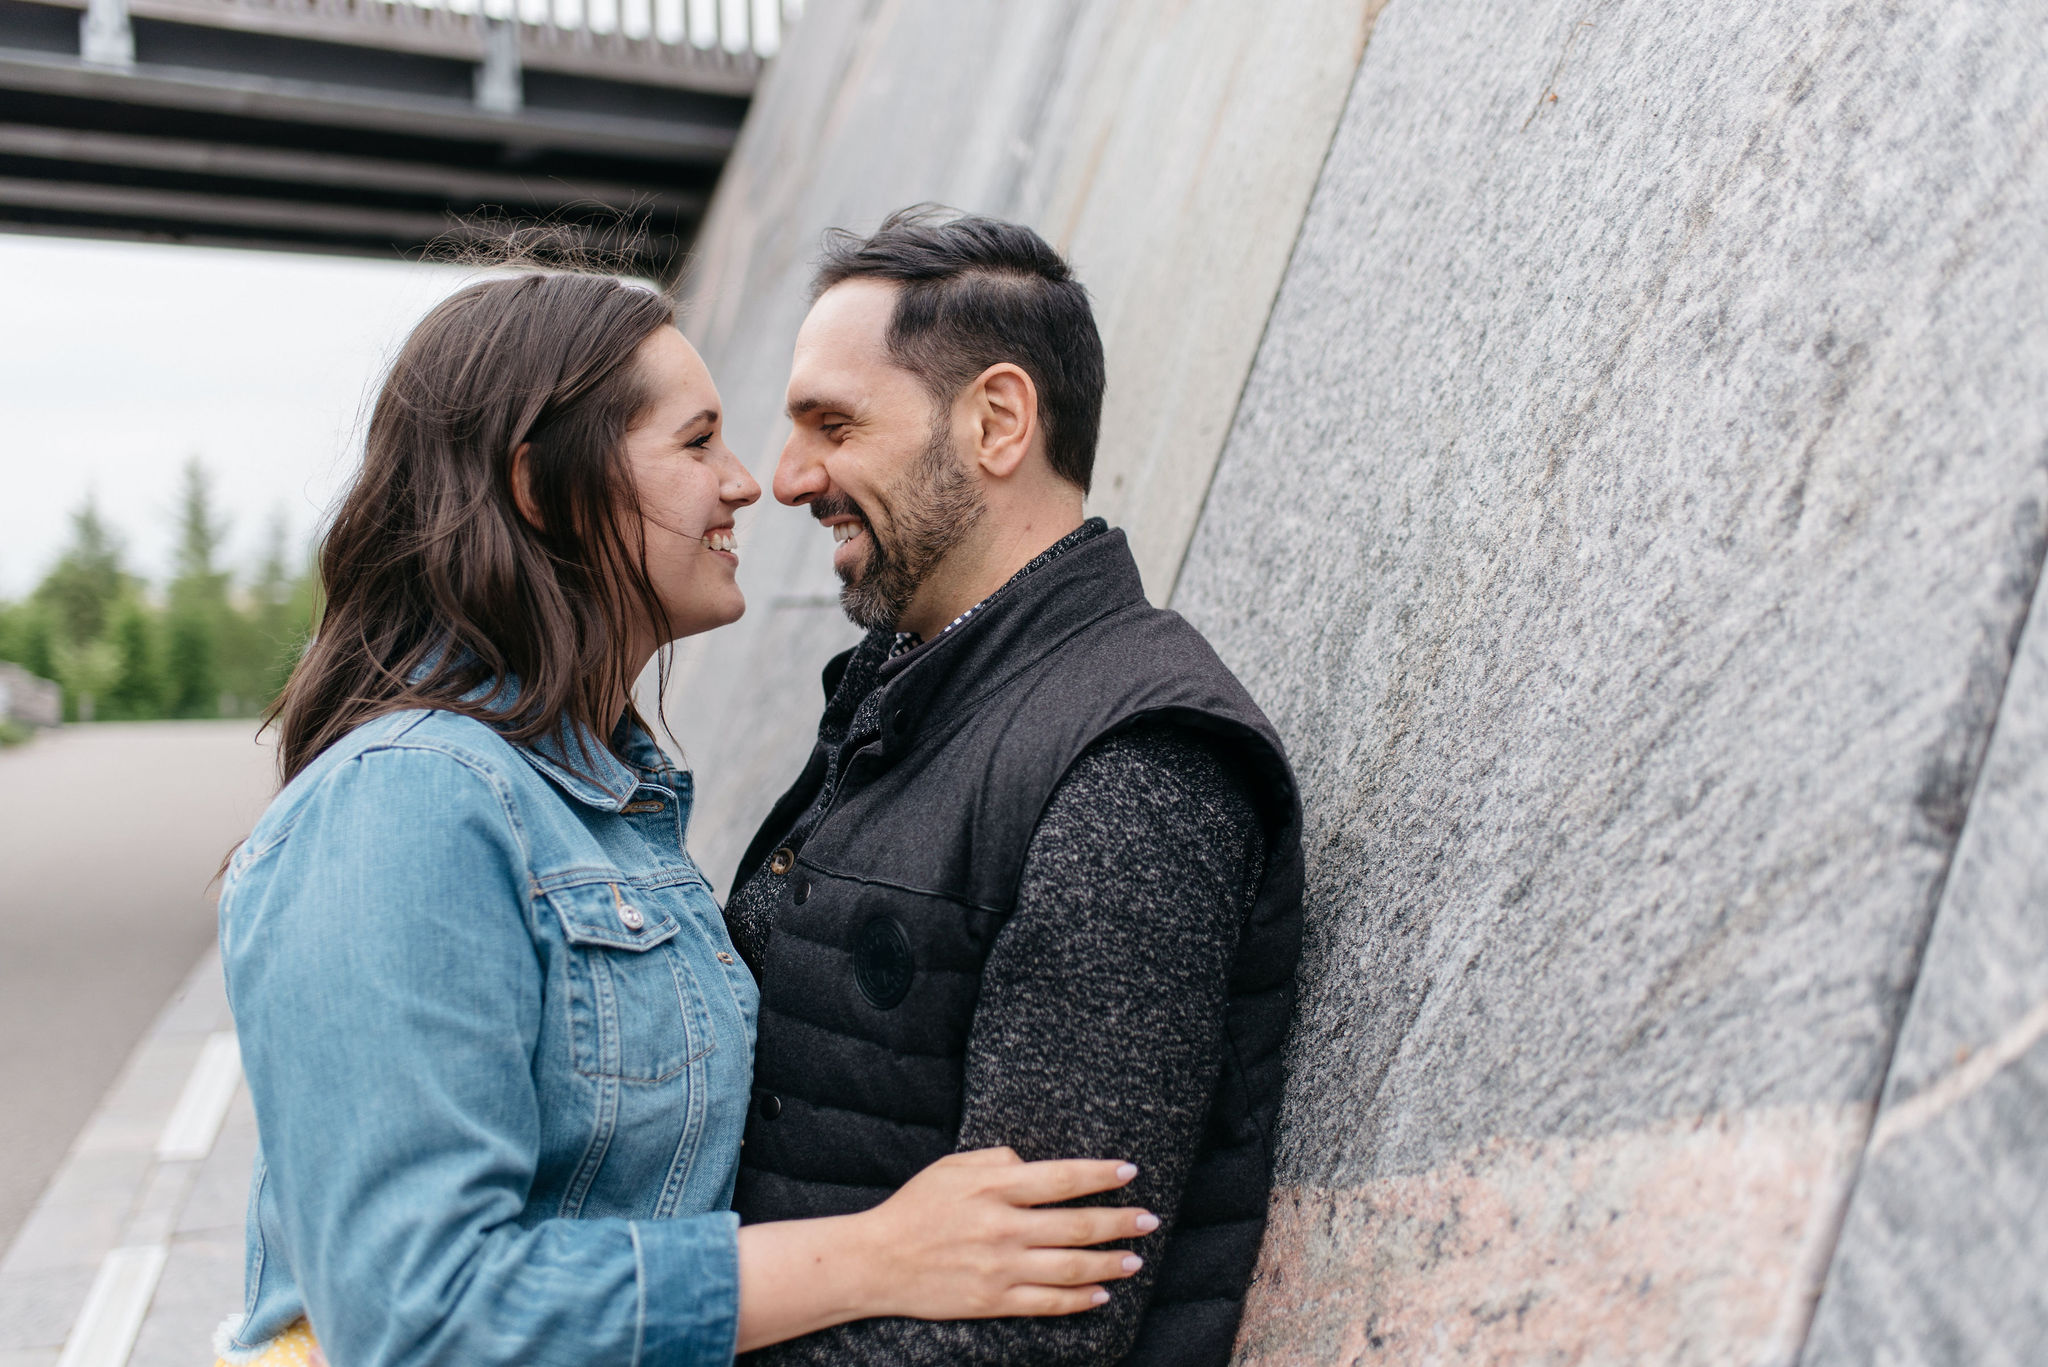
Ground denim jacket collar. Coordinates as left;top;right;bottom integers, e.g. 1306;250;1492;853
520;720;644;811
439;669;668;812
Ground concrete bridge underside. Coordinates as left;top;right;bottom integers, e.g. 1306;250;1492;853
0;0;763;278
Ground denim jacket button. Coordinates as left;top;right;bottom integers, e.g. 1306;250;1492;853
758;1093;782;1120
617;903;645;931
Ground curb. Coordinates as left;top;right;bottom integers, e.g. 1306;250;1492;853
0;951;250;1367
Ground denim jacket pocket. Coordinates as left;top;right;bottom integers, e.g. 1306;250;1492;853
546;879;713;1083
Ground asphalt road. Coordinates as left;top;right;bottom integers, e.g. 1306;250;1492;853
0;721;276;1252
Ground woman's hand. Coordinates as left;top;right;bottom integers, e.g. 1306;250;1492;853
734;1146;1154;1352
861;1146;1155;1319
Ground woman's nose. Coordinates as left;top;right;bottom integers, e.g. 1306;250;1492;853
719;447;762;506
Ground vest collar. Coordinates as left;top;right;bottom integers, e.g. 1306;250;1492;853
868;525;1150;749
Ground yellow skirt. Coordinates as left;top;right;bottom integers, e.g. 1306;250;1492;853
215;1319;323;1367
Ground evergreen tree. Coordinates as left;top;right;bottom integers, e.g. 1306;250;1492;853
276;552;324;701
33;495;126;648
0;601;25;667
165;459;230;719
9;465;318;725
16;606;56;682
103;594;164;720
219;508;292;713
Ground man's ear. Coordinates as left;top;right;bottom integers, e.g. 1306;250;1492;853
510;442;545;531
968;363;1039;479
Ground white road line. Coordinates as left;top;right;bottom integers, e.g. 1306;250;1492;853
156;1031;242;1162
54;1244;168;1367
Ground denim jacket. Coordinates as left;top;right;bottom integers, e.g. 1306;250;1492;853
217;704;758;1367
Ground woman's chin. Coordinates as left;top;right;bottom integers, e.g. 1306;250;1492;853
666;592;748;640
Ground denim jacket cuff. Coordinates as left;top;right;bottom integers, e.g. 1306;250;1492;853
633;1210;741;1366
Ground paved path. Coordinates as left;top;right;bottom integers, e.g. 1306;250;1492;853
0;953;251;1367
0;724;274;1258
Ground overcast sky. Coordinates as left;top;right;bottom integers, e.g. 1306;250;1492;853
0;234;483;598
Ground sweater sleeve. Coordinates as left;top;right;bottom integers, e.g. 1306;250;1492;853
741;721;1264;1366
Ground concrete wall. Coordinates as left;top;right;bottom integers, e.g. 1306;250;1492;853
665;0;1380;885
676;0;2048;1360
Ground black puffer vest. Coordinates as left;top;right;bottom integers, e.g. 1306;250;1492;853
727;528;1303;1365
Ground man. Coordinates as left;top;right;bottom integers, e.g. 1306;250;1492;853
722;207;1304;1366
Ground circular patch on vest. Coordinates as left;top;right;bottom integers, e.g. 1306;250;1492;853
853;916;915;1010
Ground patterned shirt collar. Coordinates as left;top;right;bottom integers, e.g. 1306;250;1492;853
887;518;1107;660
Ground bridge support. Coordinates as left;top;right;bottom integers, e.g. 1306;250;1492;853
474;17;520;116
75;0;127;68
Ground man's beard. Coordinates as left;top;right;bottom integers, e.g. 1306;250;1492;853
817;418;985;631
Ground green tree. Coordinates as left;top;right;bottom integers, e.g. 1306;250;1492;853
219;508;295;714
31;496;133;717
165;460;230;719
34;496;127;646
103;594;165;720
15;605;57;682
0;600;29;668
274;551;324;702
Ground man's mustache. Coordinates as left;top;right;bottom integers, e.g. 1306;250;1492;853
809;493;866;526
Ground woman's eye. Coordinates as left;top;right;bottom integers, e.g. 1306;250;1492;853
686;432;713;450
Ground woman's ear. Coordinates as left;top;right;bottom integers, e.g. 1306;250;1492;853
510;442;545;531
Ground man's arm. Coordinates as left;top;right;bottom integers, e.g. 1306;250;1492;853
742;721;1265;1365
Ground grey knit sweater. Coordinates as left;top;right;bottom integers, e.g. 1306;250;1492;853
726;533;1267;1365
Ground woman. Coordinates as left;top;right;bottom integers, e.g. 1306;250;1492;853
213;271;1152;1366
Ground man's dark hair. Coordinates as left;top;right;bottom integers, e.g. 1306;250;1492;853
813;206;1106;493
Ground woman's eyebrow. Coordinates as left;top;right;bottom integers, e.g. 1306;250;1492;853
674;407;718;435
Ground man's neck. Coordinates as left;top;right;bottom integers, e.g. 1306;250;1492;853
897;507;1084;640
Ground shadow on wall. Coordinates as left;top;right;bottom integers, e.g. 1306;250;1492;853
675;0;2048;1362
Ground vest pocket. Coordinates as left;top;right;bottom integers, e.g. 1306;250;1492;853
546;880;712;1082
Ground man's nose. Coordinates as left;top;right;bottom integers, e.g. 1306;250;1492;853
773;428;826;507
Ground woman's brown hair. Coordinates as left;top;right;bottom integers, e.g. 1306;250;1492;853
272;271;676;785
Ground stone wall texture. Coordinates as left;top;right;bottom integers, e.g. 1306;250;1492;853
675;0;2048;1361
665;0;1380;884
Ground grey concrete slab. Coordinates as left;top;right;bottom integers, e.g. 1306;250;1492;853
662;0;1380;887
0;1268;93;1352
127;1234;240;1367
1801;549;2048;1360
0;954;238;1357
1161;0;2048;1361
0;721;273;1250
174;1091;256;1241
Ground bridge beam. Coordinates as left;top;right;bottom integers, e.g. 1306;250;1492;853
0;0;765;278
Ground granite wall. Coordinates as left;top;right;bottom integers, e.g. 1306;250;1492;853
1172;0;2048;1362
673;0;2048;1361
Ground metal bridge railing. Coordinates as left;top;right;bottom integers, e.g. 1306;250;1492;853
57;0;799;95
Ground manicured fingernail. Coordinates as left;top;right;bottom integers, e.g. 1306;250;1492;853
1116;1163;1138;1182
1135;1212;1160;1233
1122;1254;1144;1273
1090;1289;1110;1306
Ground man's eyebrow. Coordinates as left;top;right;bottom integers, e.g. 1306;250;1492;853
785;395;842;420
